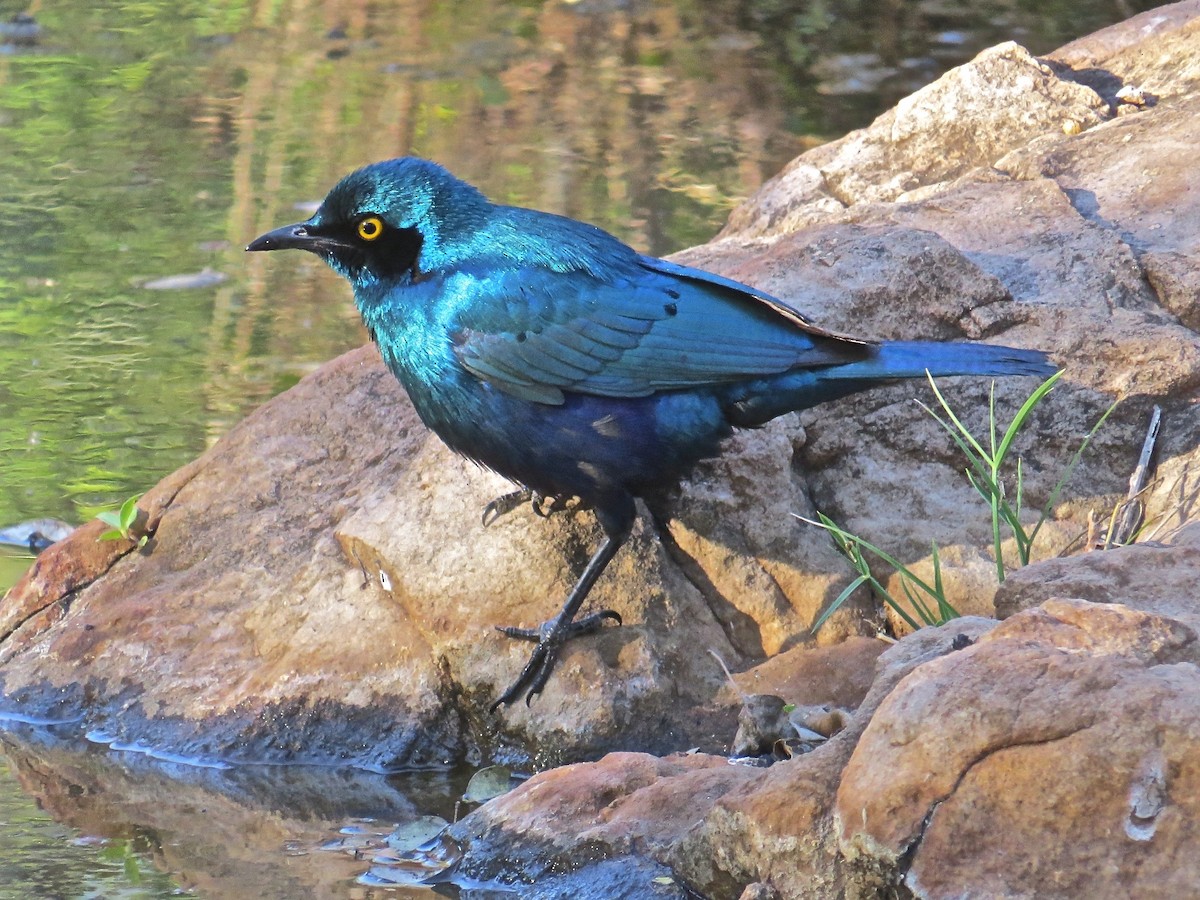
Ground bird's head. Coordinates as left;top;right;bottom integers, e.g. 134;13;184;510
246;157;490;287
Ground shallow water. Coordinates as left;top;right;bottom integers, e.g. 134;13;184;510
0;744;196;899
0;723;474;897
0;0;1154;894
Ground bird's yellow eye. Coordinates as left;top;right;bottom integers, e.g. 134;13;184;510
357;216;384;241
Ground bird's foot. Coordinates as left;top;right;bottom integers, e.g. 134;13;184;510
490;610;622;710
481;489;570;527
496;609;622;643
530;492;570;519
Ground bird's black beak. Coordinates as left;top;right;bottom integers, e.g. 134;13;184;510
246;222;354;254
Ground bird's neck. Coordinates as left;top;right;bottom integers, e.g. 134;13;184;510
352;275;451;380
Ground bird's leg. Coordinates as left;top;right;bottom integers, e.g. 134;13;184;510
491;500;633;709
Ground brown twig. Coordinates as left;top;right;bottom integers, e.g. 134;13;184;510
1104;405;1161;549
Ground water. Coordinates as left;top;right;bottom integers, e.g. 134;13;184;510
0;0;1154;895
0;724;472;898
0;746;194;899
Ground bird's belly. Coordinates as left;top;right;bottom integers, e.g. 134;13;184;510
407;370;730;502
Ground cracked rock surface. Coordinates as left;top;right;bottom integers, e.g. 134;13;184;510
1;5;1199;895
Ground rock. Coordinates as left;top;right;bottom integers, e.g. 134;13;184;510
0;350;739;768
995;522;1200;632
0;518;74;554
719;41;1108;236
730;636;885;709
724;636;885;757
738;885;782;900
643;617;993;898
0;355;469;769
0;13;40;48
139;267;228;290
684;1;1200;627
449;751;761;893
835;599;1200;897
451;599;1200;897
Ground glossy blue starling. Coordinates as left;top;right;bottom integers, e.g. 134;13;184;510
248;158;1054;708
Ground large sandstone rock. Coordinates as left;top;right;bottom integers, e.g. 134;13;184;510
449;597;1200;898
1;5;1199;896
995;522;1200;632
443;616;994;897
836;599;1200;898
687;2;1200;631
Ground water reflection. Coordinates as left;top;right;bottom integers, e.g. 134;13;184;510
0;725;469;898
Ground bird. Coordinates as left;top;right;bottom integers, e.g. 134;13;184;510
247;157;1055;709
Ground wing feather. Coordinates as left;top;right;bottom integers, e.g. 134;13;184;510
451;259;872;404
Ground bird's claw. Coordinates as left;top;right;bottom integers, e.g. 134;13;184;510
481;489;533;527
481;489;569;527
490;610;622;710
496;609;621;643
530;493;569;518
490;641;557;710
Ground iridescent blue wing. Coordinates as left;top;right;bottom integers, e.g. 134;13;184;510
450;256;873;405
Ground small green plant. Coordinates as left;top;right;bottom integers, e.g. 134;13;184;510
803;514;955;632
97;494;147;547
805;371;1115;632
920;369;1114;582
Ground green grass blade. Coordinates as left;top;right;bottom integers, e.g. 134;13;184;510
994;370;1062;466
797;513;947;629
989;381;998;459
926;374;992;462
898;577;938;626
810;574;870;633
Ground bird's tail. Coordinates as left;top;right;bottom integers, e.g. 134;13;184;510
838;340;1056;381
727;340;1057;427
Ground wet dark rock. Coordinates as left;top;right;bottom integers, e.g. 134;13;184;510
0;13;40;48
140;267;228;290
448;751;762;891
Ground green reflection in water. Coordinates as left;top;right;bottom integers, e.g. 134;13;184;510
0;756;192;900
1;4;236;536
0;549;34;592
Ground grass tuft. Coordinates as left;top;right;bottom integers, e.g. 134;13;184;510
804;371;1115;631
